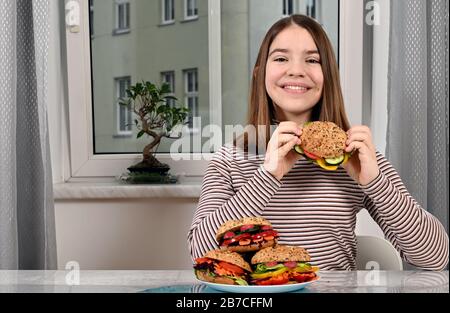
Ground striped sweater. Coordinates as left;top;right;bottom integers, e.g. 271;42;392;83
188;144;449;270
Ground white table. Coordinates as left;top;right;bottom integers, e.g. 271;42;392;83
0;270;447;293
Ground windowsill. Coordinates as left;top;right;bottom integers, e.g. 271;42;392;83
113;133;133;138
180;16;199;23
159;20;175;27
112;28;131;36
53;177;202;200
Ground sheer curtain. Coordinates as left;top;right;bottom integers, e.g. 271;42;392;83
0;0;57;269
387;0;448;232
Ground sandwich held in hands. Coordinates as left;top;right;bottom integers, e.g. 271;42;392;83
216;216;279;252
250;245;319;285
194;249;251;285
294;121;351;171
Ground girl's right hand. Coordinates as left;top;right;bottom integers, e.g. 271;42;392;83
263;122;302;181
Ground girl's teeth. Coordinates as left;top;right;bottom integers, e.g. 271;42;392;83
285;86;307;90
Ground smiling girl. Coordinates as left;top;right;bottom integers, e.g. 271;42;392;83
188;15;448;270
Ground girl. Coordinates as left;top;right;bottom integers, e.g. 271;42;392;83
188;15;448;270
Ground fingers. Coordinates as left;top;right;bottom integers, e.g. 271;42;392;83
279;136;300;156
274;122;302;137
346;125;375;153
347;125;371;137
275;133;301;148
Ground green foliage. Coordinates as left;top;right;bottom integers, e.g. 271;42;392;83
119;80;190;139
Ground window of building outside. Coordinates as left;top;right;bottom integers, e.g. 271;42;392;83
115;0;130;33
307;0;316;19
89;0;94;36
162;0;175;24
184;69;199;132
283;0;294;16
115;77;132;136
185;0;198;19
88;0;339;156
161;71;176;107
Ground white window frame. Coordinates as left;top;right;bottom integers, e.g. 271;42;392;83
65;0;362;180
184;69;199;133
114;0;130;34
161;0;175;25
115;76;133;136
161;71;176;107
184;0;198;20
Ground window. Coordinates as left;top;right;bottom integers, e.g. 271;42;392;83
89;0;94;36
161;71;176;107
184;69;199;132
115;0;130;34
283;0;294;16
115;77;132;136
185;0;198;20
64;0;351;179
162;0;175;24
306;0;316;19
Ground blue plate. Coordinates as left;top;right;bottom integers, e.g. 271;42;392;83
196;276;320;293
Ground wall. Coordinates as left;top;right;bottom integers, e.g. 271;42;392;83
55;197;198;270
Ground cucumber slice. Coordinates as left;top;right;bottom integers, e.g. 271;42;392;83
324;155;345;165
294;145;304;155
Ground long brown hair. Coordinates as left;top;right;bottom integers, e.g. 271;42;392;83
236;14;350;152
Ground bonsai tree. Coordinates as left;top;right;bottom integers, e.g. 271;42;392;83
120;81;189;174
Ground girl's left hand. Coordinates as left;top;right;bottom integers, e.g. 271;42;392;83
341;125;380;186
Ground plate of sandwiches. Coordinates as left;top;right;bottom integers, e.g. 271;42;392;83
194;217;320;293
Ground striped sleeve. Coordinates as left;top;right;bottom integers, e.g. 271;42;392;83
361;153;449;270
187;145;282;260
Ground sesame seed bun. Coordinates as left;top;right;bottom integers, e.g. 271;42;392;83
300;121;347;159
215;216;272;242
250;245;311;265
204;249;252;272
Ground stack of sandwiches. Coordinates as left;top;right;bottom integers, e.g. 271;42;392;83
194;216;319;286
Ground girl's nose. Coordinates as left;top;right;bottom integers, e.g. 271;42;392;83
287;61;306;77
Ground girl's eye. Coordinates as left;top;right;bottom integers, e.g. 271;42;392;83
307;59;321;64
274;57;287;62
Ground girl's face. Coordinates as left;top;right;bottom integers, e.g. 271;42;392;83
265;25;324;124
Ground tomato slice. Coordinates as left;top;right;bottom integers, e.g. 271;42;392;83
223;231;235;240
259;230;278;238
284;261;297;268
217;261;244;275
240;224;255;232
195;258;212;264
303;149;320;160
292;272;316;283
260;225;273;231
220;239;232;246
233;233;251;241
265;261;278;267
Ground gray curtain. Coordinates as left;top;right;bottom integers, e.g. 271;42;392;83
387;0;449;232
0;0;57;269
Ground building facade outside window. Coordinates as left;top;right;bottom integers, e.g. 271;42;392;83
184;69;199;132
283;0;294;16
162;0;175;24
114;0;130;34
115;77;132;136
185;0;198;20
161;71;176;107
